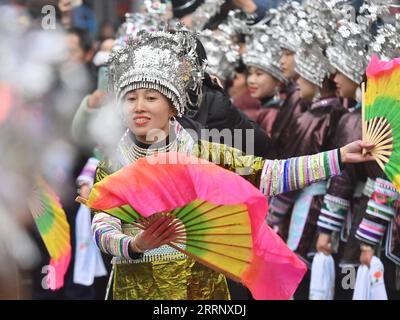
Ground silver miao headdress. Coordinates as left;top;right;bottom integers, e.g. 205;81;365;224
114;12;167;49
189;0;225;31
295;42;333;88
271;1;307;53
198;28;240;82
108;28;204;117
198;10;251;82
369;14;400;61
114;1;173;49
326;0;393;84
221;9;256;36
294;1;340;87
242;22;286;83
143;0;173;16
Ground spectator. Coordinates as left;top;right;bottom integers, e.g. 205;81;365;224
59;0;98;38
66;27;96;91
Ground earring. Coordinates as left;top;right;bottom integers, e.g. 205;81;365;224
169;116;176;126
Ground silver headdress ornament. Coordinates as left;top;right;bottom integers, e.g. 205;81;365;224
188;0;226;31
294;1;341;87
108;29;204;117
114;1;172;49
295;44;333;88
242;21;286;83
198;28;240;82
198;9;252;82
165;22;208;108
326;0;393;84
326;20;370;84
369;14;400;61
114;13;167;49
220;9;256;37
143;0;173;16
271;1;307;53
359;0;393;21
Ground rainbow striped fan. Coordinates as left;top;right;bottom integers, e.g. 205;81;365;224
29;177;71;290
363;55;400;191
77;152;306;300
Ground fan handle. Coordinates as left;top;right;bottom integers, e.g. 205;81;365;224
75;196;88;205
361;82;367;156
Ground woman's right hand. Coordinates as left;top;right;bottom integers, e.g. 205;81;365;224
340;140;375;164
131;216;178;252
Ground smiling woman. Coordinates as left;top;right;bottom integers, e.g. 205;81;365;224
246;67;279;100
91;29;375;300
242;22;285;138
122;89;176;144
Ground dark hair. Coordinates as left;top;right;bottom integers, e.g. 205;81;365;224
67;27;93;53
195;37;207;66
323;77;337;93
203;1;236;30
235;59;247;74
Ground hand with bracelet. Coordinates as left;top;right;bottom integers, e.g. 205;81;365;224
129;216;178;254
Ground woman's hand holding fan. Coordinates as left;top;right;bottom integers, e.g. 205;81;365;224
131;214;179;252
361;56;400;191
80;152;309;299
340;140;375;163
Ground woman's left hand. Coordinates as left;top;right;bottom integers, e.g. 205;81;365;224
340;140;375;163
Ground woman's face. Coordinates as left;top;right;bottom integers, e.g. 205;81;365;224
297;76;319;102
280;49;298;80
122;89;175;143
334;72;358;99
247;67;279;100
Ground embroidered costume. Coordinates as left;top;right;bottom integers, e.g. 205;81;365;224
91;29;344;300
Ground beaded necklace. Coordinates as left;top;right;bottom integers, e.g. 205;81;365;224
118;129;178;164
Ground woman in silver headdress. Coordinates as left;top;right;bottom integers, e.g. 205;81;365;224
242;24;286;139
266;2;350;299
316;8;400;300
269;1;307;160
91;29;374;300
314;15;372;278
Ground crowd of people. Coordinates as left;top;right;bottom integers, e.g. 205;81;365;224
1;0;399;300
